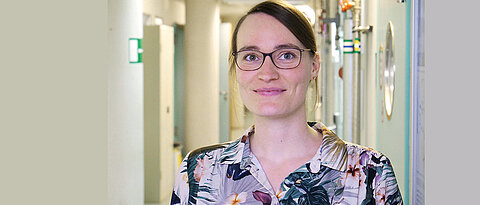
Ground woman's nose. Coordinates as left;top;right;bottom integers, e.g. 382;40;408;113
257;56;279;82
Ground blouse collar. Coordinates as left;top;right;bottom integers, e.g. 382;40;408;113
218;122;348;173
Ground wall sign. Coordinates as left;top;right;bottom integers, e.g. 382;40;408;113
128;38;143;63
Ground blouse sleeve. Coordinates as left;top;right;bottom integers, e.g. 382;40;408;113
375;155;404;205
170;153;190;205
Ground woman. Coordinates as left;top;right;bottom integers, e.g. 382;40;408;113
171;1;403;204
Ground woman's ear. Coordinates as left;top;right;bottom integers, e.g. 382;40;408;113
311;53;320;80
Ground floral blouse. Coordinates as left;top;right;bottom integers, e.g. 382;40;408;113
171;122;403;205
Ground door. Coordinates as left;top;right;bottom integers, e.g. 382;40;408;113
143;24;175;204
376;1;411;203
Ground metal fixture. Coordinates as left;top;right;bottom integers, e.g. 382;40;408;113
339;0;372;144
352;25;372;33
384;21;395;120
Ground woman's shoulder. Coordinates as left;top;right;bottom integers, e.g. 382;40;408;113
343;141;393;168
187;142;231;160
183;137;244;164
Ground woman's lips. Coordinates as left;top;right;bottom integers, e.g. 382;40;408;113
253;88;286;96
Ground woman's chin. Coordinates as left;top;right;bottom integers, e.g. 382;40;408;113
248;105;287;118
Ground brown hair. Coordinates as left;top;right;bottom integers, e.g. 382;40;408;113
230;0;316;55
229;0;320;116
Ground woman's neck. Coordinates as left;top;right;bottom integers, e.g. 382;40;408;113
249;113;323;162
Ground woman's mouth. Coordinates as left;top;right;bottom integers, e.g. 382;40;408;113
253;88;287;96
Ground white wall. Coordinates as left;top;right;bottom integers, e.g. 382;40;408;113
184;0;220;152
108;0;144;204
143;0;185;25
364;0;378;149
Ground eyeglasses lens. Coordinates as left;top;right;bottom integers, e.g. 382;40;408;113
235;48;301;70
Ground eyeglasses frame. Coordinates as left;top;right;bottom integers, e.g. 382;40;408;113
232;48;314;71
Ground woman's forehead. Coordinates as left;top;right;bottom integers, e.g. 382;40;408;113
236;13;303;51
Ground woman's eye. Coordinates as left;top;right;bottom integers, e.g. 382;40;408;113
244;54;259;62
279;52;296;60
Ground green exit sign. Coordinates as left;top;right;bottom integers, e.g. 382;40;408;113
128;38;143;63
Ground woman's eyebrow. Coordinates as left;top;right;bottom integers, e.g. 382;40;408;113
238;46;259;51
274;43;300;49
238;43;301;51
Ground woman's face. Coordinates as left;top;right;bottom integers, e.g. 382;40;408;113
235;13;319;119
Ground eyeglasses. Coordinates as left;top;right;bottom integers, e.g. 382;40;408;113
232;48;312;71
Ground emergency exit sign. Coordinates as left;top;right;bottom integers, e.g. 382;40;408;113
129;38;143;63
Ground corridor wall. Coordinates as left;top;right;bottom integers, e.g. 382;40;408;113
108;0;144;204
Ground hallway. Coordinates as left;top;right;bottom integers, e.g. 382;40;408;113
1;0;479;205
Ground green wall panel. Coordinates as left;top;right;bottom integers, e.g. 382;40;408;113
376;0;410;203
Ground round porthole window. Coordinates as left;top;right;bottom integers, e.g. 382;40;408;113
384;21;395;120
